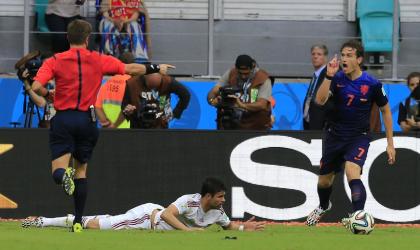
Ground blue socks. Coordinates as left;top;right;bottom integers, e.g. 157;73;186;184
52;168;65;185
349;179;366;212
317;186;332;210
73;178;88;225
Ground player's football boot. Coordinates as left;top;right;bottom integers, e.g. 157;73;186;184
21;217;44;228
62;167;75;195
21;217;33;228
306;201;332;226
72;223;83;233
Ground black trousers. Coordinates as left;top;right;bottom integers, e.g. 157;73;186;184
45;14;82;53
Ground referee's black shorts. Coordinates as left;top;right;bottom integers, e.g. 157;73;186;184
49;110;99;163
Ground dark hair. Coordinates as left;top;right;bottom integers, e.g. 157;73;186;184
311;44;328;56
118;52;135;64
67;19;92;45
340;40;364;58
406;72;420;86
235;54;255;69
200;177;226;196
411;85;420;100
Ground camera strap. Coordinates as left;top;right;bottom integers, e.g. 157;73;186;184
241;80;252;103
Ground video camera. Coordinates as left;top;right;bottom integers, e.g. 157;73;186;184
219;86;241;100
218;86;241;107
216;86;243;129
15;50;42;84
137;101;162;128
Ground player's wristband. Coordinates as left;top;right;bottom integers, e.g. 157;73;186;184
325;74;334;81
238;225;244;231
145;64;161;74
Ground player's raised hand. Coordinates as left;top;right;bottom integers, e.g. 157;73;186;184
158;64;176;75
326;54;339;77
243;216;266;231
387;145;396;165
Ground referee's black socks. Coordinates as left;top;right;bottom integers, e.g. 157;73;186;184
73;178;88;225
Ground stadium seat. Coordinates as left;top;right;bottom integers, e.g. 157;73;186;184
356;0;399;52
35;0;50;32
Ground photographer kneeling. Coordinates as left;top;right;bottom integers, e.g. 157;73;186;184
121;73;190;128
207;54;272;130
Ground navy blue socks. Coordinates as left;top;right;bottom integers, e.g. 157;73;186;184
349;179;366;212
317;185;332;210
52;168;65;185
73;178;88;225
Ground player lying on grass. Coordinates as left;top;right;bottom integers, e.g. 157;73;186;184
22;177;265;232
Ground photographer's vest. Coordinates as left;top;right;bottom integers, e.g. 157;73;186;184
224;68;271;130
126;75;172;128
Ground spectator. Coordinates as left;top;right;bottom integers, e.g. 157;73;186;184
398;72;420;132
99;0;151;63
45;0;86;53
207;54;272;130
303;44;333;130
122;73;190;129
95;52;135;129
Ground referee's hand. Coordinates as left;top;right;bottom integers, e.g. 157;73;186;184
158;64;176;75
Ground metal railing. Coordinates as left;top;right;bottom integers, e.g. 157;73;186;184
0;0;417;79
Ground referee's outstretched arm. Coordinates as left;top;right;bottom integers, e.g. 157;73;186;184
124;63;175;76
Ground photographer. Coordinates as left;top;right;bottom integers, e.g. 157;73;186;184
122;73;190;129
16;52;55;128
207;54;272;130
398;72;420;132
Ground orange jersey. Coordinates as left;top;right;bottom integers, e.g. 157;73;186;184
96;74;131;108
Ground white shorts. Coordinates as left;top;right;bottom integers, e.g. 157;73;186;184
98;203;164;230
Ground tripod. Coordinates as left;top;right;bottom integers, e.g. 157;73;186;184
23;89;42;128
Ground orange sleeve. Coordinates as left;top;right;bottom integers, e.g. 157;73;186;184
101;54;125;75
33;57;55;86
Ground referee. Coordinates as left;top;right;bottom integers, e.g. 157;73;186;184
31;19;174;233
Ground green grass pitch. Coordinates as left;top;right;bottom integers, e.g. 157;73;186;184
1;222;420;250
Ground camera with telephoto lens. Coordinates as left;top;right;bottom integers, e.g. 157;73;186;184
15;50;42;84
217;86;243;129
137;101;160;128
24;57;42;81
